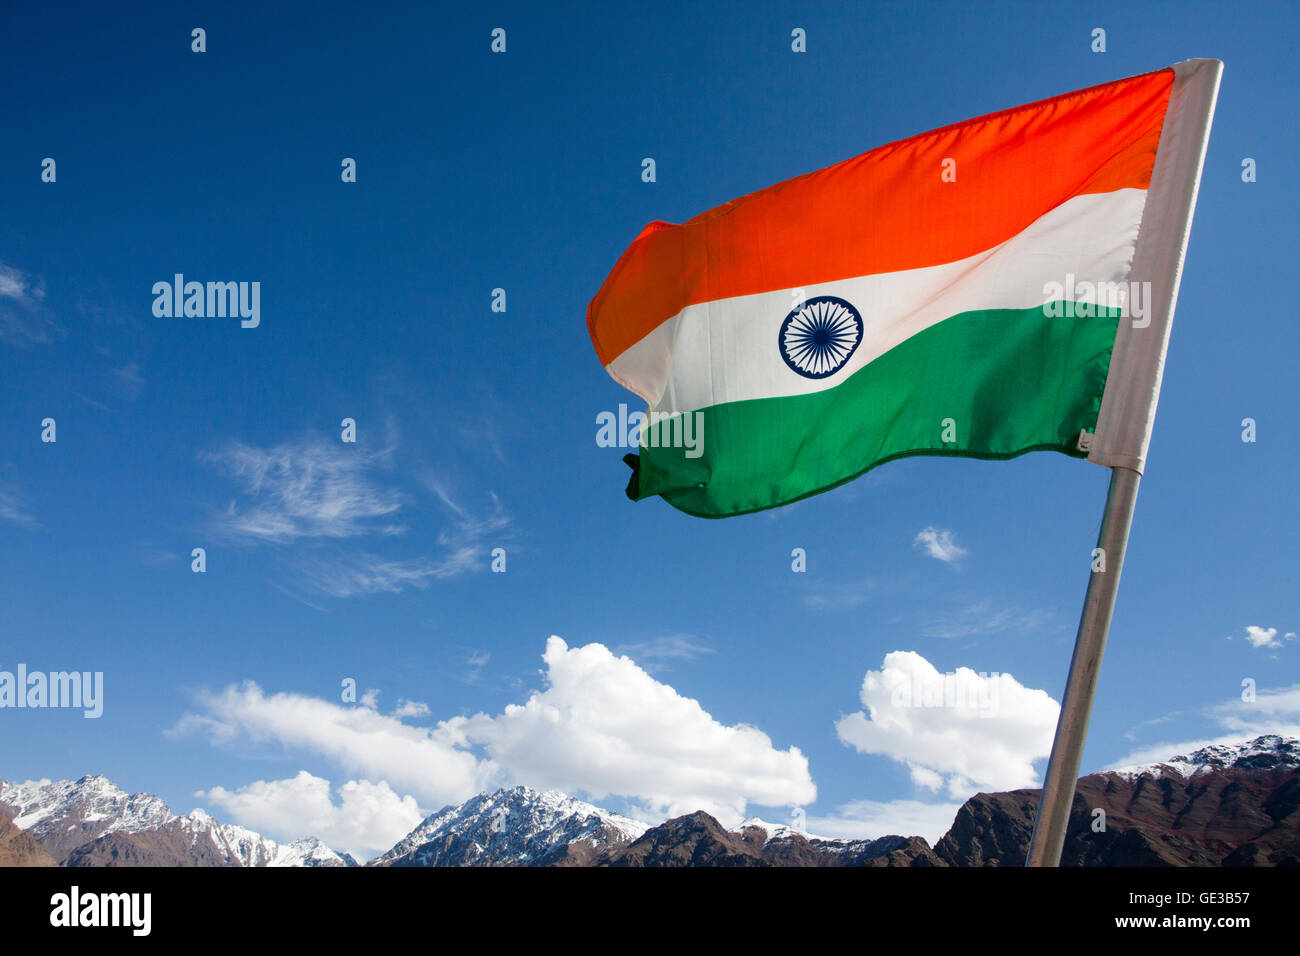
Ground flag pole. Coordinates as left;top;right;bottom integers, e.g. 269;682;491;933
1025;57;1221;867
1025;464;1140;866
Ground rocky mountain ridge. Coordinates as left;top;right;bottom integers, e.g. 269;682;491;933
4;735;1295;867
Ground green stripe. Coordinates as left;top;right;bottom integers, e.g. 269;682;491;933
636;303;1120;518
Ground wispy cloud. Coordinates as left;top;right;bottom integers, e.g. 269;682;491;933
462;651;491;683
1113;683;1300;768
434;487;512;553
803;578;874;611
295;551;481;598
913;526;967;564
0;481;36;527
614;634;714;673
0;262;58;347
918;599;1053;640
110;363;145;399
203;437;514;597
205;438;404;543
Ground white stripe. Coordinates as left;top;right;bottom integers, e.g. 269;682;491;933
609;188;1149;415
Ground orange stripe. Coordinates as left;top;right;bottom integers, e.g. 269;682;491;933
589;67;1173;366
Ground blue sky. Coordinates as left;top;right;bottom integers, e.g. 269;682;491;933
1;0;1297;858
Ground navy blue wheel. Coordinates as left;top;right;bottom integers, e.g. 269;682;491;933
778;295;864;379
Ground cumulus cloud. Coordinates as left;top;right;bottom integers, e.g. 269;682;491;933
1233;625;1293;650
835;651;1059;797
199;771;423;859
174;636;815;827
449;637;815;823
913;526;966;564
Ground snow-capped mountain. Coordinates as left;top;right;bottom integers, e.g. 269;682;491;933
734;817;824;844
0;774;356;867
1104;733;1300;782
0;774;172;860
371;785;646;867
6;735;1295;867
270;835;361;868
932;734;1300;866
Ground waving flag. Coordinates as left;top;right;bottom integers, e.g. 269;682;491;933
588;60;1220;518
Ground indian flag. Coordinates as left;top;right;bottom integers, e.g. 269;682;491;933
587;60;1221;518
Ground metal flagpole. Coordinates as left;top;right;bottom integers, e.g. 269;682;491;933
1025;57;1222;868
1025;465;1141;866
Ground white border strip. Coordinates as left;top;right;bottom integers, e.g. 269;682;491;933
1089;59;1223;473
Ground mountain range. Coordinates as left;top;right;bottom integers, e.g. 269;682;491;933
0;774;356;867
3;734;1295;867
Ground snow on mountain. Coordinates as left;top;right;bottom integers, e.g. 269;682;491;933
0;773;172;837
270;836;359;868
0;774;354;866
372;785;646;867
1104;734;1300;783
734;817;825;844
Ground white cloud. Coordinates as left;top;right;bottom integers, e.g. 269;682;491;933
835;650;1059;798
199;771;423;859
170;681;493;808
174;636;815;828
807;799;963;845
913;526;966;564
1240;625;1283;649
450;638;815;824
0;264;38;303
392;699;430;719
